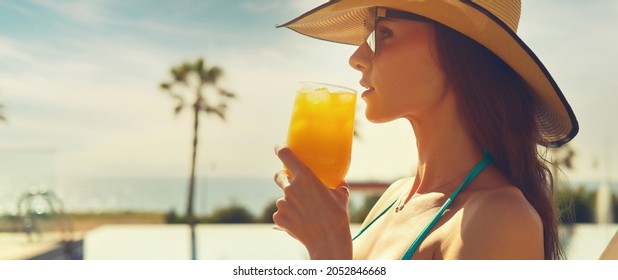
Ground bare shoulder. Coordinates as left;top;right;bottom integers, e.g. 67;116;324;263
466;186;541;222
450;186;544;259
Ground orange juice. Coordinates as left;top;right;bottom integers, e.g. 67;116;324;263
286;83;357;188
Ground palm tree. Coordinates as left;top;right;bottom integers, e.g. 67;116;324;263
550;143;576;188
550;142;576;211
0;103;6;122
160;57;236;260
549;142;577;248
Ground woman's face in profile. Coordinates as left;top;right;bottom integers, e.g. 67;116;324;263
350;18;452;123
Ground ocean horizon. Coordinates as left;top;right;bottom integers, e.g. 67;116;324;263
1;176;381;217
1;176;282;216
1;175;616;217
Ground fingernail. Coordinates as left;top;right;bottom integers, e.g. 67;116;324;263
274;143;283;154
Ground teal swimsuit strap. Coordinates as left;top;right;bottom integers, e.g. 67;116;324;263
352;200;396;241
401;150;493;260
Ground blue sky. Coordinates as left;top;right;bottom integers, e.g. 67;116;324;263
0;0;617;187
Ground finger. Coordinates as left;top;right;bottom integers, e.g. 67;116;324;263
274;170;290;190
337;185;350;197
275;145;310;177
272;213;298;240
272;213;286;231
273;198;288;227
272;225;285;231
337;181;350;188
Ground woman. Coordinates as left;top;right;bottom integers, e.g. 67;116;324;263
273;0;578;260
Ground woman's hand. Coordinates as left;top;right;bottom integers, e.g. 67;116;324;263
273;145;352;260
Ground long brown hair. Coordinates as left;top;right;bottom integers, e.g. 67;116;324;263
433;24;563;259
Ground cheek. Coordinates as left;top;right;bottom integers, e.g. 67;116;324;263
397;45;446;94
371;52;448;117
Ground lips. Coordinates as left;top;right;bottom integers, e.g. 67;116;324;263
359;80;374;97
361;88;374;98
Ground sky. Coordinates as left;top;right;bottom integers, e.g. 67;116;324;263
0;0;617;187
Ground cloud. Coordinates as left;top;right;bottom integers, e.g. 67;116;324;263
0;36;36;64
30;0;111;25
0;1;35;16
241;0;325;14
289;0;327;13
26;0;211;38
0;28;187;157
116;18;209;37
241;1;284;13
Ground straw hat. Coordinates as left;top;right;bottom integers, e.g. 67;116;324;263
278;0;578;148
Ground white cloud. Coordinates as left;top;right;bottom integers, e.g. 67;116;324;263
290;0;327;13
0;31;183;157
0;36;36;64
31;0;111;25
116;18;209;37
0;1;34;16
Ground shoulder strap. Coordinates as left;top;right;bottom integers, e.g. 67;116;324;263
352;200;396;241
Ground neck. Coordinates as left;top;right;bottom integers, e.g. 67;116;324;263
406;99;483;196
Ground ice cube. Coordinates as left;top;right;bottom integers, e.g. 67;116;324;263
307;88;329;104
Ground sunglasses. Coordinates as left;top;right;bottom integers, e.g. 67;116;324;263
365;7;433;58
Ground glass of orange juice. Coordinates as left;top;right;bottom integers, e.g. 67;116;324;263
285;82;357;188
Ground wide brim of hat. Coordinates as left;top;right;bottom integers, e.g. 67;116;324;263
278;0;578;148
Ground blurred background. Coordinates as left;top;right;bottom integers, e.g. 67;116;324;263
0;0;616;260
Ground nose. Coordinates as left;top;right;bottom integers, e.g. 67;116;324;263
348;43;372;72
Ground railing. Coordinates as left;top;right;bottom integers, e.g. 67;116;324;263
14;187;82;259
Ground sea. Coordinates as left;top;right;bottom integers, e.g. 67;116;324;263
0;176;284;216
0;176;616;217
0;176;373;217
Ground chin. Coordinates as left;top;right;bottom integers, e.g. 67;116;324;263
364;109;395;124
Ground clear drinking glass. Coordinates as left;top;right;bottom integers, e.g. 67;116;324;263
285;82;357;188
